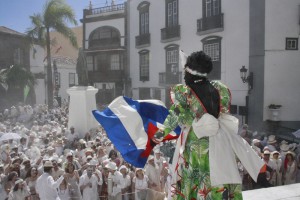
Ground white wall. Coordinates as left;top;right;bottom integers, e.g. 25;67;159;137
30;44;46;105
264;0;300;121
57;64;77;101
129;0;250;108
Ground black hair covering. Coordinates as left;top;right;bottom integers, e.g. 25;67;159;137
185;51;213;74
184;51;220;118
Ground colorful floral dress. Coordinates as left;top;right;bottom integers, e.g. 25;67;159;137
162;81;243;200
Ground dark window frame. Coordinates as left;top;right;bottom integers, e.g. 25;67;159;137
201;36;222;80
138;2;150;35
69;73;76;87
286;38;298;50
139;50;150;81
165;0;178;28
165;44;179;74
203;0;221;18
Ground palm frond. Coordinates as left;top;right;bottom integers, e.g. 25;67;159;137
54;21;78;48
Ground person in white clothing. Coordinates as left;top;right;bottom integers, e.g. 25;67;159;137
118;165;131;200
270;151;282;186
105;162;123;200
79;166;100;200
145;155;161;192
132;168;149;200
36;160;67;200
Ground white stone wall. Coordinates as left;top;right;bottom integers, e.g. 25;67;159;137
264;0;300;121
57;64;78;101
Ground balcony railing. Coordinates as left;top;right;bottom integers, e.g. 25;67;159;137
135;33;150;47
84;3;125;16
159;72;182;86
161;25;181;41
88;69;124;82
89;38;120;49
197;13;224;33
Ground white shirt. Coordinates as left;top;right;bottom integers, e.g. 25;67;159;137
108;171;123;196
145;164;161;185
79;174;98;200
36;172;64;200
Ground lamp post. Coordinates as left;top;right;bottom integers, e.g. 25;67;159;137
240;66;253;93
239;65;254;124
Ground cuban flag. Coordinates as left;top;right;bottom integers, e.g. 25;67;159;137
92;96;181;168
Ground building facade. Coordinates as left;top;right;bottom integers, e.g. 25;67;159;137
127;0;300;133
81;2;128;106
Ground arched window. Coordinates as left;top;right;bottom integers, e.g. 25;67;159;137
88;26;121;49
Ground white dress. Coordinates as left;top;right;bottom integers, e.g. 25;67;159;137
284;161;297;185
133;175;149;200
270;158;282;186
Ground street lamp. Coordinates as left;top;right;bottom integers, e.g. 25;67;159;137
240;66;253;91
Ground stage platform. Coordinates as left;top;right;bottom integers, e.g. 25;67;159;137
243;183;300;200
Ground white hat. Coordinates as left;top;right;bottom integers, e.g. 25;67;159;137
89;159;98;166
86;155;93;160
263;150;271;155
15;179;24;184
267;135;277;144
44;160;53;167
280;143;289;152
119;165;128;172
252;139;261;145
280;140;288;145
105;162;118;170
148;155;154;161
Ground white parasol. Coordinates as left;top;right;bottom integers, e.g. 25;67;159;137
0;132;21;141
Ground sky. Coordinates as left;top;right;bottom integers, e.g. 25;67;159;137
0;0;125;34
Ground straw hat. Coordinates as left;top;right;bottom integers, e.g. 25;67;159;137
44;160;53;168
119;165;128;172
263;150;271;155
267;135;277;144
280;143;289;152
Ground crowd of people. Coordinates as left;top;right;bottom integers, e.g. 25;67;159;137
0;102;300;200
0;102;170;200
238;124;300;190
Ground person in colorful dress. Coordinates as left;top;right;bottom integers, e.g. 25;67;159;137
152;51;264;200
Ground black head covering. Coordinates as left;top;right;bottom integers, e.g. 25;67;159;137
184;51;220;118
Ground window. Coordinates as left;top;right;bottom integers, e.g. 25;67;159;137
286;38;298;50
139;50;150;81
166;0;178;27
138;2;150;35
13;48;24;65
87;56;94;71
110;54;120;70
165;44;179;74
204;0;221;17
69;73;76;87
202;36;222;80
139;88;151;99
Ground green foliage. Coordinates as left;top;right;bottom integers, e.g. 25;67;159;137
26;0;78;108
6;65;36;89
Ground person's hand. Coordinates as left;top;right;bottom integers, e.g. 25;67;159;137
152;130;164;144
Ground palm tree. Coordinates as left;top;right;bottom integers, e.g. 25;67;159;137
27;0;78;108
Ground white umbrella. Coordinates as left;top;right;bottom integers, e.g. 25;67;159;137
0;132;21;141
292;129;300;138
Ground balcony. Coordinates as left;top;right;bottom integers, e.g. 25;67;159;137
89;38;120;49
84;3;125;17
135;33;150;47
88;69;124;82
159;72;182;86
161;25;181;42
197;13;224;35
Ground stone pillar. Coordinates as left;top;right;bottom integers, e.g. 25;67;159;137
67;86;99;138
